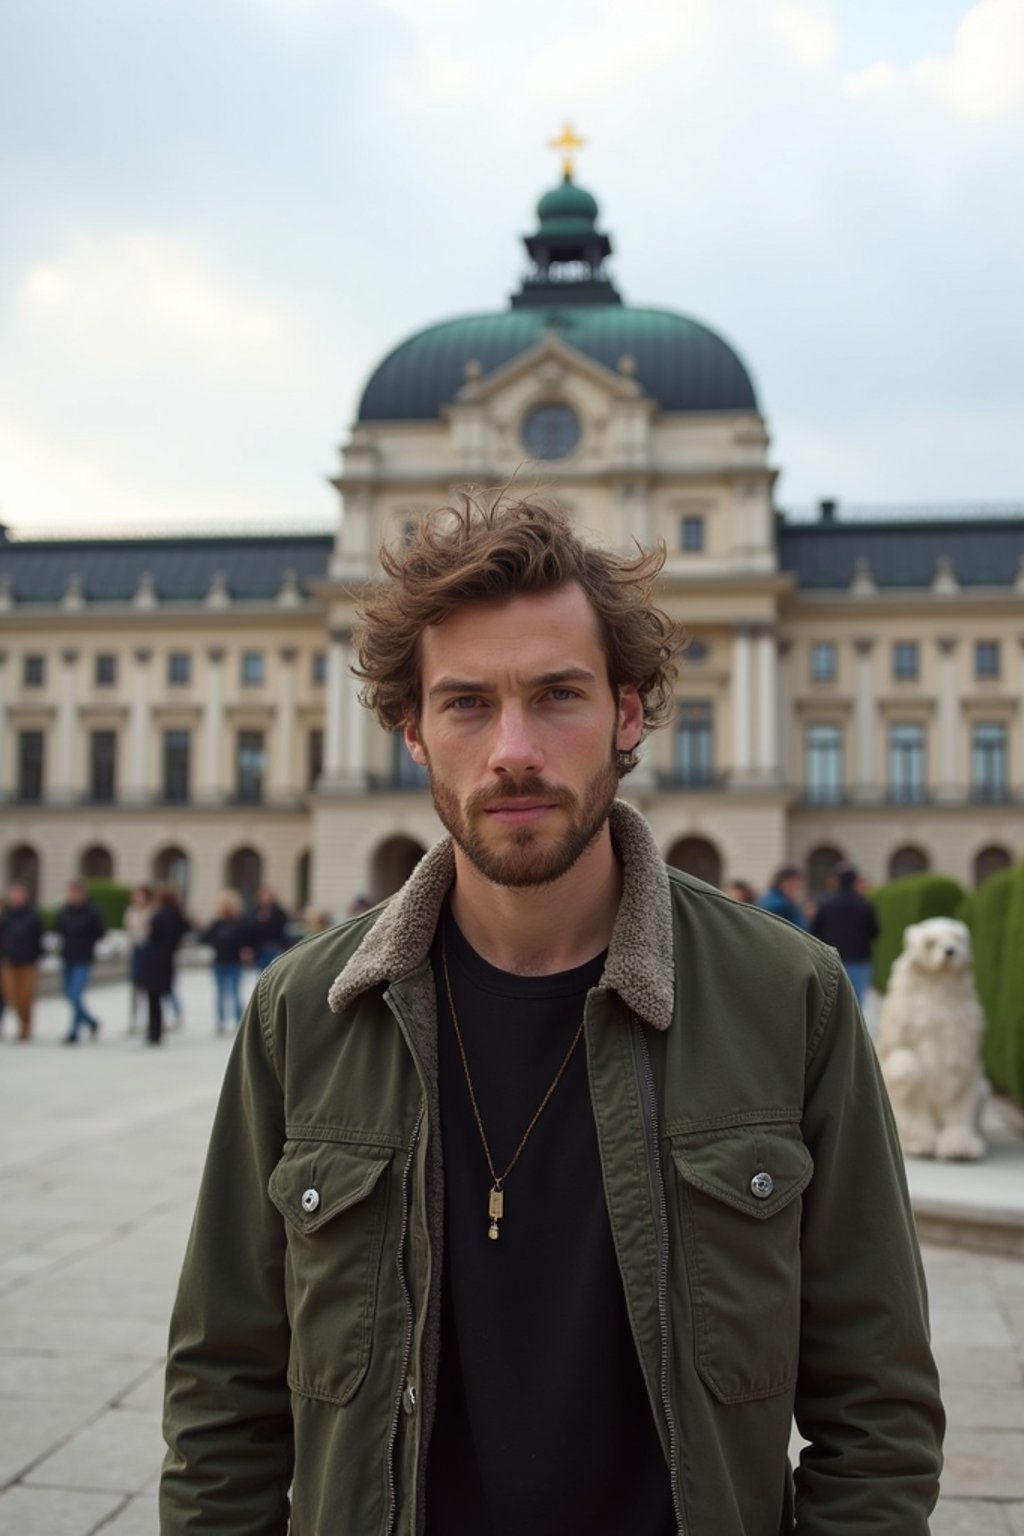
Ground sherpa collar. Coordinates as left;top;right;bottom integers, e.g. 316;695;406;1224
327;798;675;1032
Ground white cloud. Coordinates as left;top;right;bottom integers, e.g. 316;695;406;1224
846;0;1024;120
525;0;707;102
770;0;838;69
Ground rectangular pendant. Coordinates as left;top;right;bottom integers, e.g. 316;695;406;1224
488;1187;504;1221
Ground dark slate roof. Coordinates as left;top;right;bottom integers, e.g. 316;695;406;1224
358;306;758;421
777;518;1024;589
0;535;333;605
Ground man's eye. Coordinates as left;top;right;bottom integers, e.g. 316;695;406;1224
448;696;483;711
545;688;579;702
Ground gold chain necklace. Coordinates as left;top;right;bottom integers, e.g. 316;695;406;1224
441;927;586;1242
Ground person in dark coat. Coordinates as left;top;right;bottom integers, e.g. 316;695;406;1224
55;880;106;1043
0;884;45;1040
200;890;249;1034
139;885;190;1045
810;862;880;1005
251;886;289;972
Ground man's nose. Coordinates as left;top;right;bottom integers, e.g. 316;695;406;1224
488;705;543;777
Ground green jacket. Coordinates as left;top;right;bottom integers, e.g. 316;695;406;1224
161;801;943;1535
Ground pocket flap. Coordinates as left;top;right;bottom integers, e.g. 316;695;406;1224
672;1127;812;1220
268;1144;390;1235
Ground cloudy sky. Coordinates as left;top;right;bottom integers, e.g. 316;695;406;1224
1;0;1021;535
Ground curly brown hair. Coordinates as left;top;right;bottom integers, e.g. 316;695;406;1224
354;496;685;775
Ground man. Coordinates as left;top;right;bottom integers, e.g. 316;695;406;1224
811;862;881;1006
759;863;810;929
55;879;106;1043
251;885;289;972
161;500;942;1535
0;883;44;1040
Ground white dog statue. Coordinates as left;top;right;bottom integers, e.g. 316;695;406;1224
876;916;987;1160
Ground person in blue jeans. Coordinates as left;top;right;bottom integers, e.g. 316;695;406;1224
811;862;880;1007
55;881;106;1042
200;891;249;1034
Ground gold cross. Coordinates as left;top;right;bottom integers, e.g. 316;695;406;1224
549;122;585;179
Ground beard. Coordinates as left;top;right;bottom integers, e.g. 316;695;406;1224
426;745;620;889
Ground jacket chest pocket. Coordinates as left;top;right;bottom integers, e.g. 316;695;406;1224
268;1142;391;1405
671;1125;813;1404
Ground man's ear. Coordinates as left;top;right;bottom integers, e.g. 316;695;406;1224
615;685;644;754
403;719;427;767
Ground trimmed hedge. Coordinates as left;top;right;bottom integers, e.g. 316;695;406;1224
870;873;967;994
83;879;133;932
959;866;1016;1085
991;862;1024;1105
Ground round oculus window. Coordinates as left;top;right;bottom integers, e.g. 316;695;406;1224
520;403;581;460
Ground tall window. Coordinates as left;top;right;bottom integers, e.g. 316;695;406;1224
167;652;191;687
889;722;926;802
805;724;843;803
17;730;44;802
975;640;1000;679
674;701;714;785
241;650;265;687
23;655;45;687
89;730;117;803
95;653;118;687
163;729;191;803
236;730;265;803
892;642;919;681
972;721;1008;801
810;642;837;683
312;651;327;685
680;516;705;553
307;728;324;790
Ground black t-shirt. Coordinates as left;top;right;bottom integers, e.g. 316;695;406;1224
425;908;675;1536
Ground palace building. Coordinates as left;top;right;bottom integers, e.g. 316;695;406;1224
2;148;1023;920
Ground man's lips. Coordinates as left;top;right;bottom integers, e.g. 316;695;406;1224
482;801;558;823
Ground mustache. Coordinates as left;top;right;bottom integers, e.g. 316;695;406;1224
465;777;577;814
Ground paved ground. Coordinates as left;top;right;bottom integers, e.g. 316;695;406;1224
1;971;1022;1533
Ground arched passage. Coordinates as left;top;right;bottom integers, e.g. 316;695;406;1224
665;835;722;889
295;850;312;911
888;844;930;881
226;846;263;908
371;836;427;902
6;844;40;902
807;844;844;899
80;844;114;881
974;844;1012;887
153;845;191;903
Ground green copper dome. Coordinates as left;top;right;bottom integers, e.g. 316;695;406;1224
357;307;758;421
535;175;600;239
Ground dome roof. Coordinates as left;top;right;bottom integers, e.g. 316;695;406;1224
535;176;600;239
357;305;758;422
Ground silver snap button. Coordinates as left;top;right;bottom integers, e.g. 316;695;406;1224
301;1188;320;1214
750;1171;774;1200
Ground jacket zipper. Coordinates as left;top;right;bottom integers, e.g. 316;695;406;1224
384;1103;424;1536
631;1024;686;1536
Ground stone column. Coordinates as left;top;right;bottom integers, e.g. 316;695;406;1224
776;640;793;785
0;652;6;800
273;647;298;800
344;645;367;787
200;647;225;801
936;636;959;800
126;648;151;802
852;639;876;800
730;625;753;782
323;628;348;783
753;626;779;779
53;649;80;801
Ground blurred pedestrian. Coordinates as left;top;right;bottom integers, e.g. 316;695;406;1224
252;886;289;972
56;880;106;1043
0;883;44;1040
139;884;190;1045
347;893;373;917
811;862;880;1006
724;879;755;905
161;888;188;1029
757;865;809;930
201;891;248;1034
123;884;153;1034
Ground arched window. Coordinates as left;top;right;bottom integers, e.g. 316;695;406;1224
888;844;930;881
296;850;312;911
370;836;427;902
80;845;114;881
226;847;262;908
807;844;844;899
5;844;40;902
665;835;722;889
974;844;1012;887
153;845;190;903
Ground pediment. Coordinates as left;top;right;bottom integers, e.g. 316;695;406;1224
450;329;645;410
